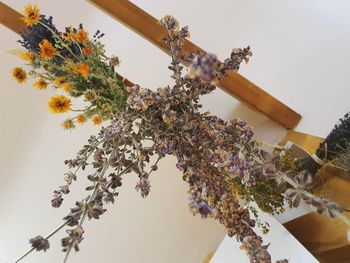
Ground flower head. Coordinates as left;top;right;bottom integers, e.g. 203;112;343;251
33;78;48;90
83;90;96;101
48;95;72;114
20;51;34;63
76;114;86;125
29;236;50;251
54;77;67;87
12;67;27;84
61;119;75;130
63;83;73;93
39;39;58;60
92;115;102;125
73;63;90;77
76;28;88;43
82;47;91;56
21;4;40;27
62;26;76;42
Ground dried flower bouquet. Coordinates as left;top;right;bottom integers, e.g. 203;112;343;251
10;4;350;263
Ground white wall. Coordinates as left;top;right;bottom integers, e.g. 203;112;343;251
0;0;350;262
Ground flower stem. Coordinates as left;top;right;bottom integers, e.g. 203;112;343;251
15;221;68;263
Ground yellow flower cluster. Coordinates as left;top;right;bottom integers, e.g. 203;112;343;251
13;4;103;131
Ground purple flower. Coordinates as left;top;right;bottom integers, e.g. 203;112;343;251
29;236;50;252
135;178;151;198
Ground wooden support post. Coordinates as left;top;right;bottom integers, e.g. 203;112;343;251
88;0;302;129
280;130;350;263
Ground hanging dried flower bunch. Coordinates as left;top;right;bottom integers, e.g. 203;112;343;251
11;4;350;263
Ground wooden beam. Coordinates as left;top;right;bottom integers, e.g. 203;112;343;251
0;2;25;33
0;2;134;87
88;0;302;129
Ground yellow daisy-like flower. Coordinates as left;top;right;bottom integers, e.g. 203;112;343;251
39;39;58;60
76;28;88;43
76;114;87;125
33;78;48;90
61;119;75;130
62;26;76;42
48;95;72;114
21;4;40;27
12;67;27;84
54;77;67;87
92;115;102;125
63;83;73;93
20;51;34;63
72;63;90;77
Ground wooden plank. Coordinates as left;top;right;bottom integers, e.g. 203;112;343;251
0;2;25;33
279;130;324;154
202;252;214;263
0;2;134;87
280;131;350;262
88;0;302;129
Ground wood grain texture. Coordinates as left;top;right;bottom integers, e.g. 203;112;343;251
281;130;350;263
88;0;302;129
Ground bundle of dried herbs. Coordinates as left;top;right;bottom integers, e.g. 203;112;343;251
11;4;350;263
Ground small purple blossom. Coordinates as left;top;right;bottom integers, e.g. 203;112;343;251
29;236;50;252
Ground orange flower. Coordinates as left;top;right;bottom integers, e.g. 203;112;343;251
21;4;40;27
82;47;91;56
48;95;72;114
63;83;73;93
12;67;27;84
76;114;87;125
39;39;58;60
33;78;48;90
92;115;102;125
76;28;88;43
73;63;90;77
20;51;34;63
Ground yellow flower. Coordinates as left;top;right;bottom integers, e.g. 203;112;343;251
54;77;67;87
63;83;73;93
33;78;48;90
20;51;34;63
72;63;90;77
76;28;88;43
39;39;58;60
21;4;40;27
12;67;27;84
92;115;102;125
62;26;76;42
61;119;75;130
84;90;96;101
76;114;87;125
48;95;72;114
102;103;111;112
